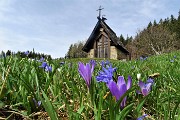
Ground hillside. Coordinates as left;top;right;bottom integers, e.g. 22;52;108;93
0;51;179;119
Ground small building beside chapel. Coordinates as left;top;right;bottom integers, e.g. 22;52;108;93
82;12;130;60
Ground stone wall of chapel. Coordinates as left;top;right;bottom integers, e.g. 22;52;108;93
87;49;94;58
110;46;118;59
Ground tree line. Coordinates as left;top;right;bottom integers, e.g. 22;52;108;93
0;49;52;60
130;11;180;59
65;41;88;58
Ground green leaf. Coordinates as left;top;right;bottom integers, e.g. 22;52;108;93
40;89;59;120
118;103;134;120
136;97;147;116
77;105;85;114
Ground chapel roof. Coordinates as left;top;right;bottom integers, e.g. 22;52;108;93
82;17;129;55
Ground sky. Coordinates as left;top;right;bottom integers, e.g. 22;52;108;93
0;0;179;58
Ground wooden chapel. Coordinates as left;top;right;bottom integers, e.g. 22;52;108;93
82;6;130;60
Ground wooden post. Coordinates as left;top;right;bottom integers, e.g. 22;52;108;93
107;31;110;59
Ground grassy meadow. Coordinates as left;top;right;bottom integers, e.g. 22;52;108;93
0;51;180;120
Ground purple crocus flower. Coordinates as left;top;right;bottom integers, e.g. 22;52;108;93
96;65;116;84
146;78;154;84
137;114;147;120
45;65;52;72
39;62;47;68
140;56;148;61
78;61;95;89
33;98;41;107
89;60;96;71
107;76;132;108
39;57;44;62
89;59;96;65
39;62;52;72
24;51;29;55
138;78;154;96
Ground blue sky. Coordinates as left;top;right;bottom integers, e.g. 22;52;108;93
0;0;179;58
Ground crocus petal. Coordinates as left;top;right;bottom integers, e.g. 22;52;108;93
78;62;86;80
142;88;149;96
117;76;126;89
127;75;132;90
37;101;42;107
145;83;152;91
45;65;52;72
86;63;91;87
39;57;44;62
89;60;96;74
107;81;121;100
121;97;127;108
78;63;87;81
118;84;127;99
147;78;154;84
139;80;145;89
39;62;47;68
78;62;93;88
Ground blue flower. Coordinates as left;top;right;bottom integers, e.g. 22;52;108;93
45;65;52;72
137;114;147;120
39;57;44;62
39;62;52;72
100;60;111;67
146;78;154;84
39;62;47;68
33;98;41;107
140;56;148;61
96;65;116;84
24;51;29;55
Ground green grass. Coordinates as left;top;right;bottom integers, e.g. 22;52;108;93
0;51;179;120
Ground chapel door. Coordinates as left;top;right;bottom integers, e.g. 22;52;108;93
97;35;109;58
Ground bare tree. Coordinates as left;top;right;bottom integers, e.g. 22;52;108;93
134;25;178;56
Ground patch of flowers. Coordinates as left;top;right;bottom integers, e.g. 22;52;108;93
78;60;155;119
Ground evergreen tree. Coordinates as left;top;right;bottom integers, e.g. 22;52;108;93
147;21;153;28
6;50;12;56
66;40;87;58
178;9;180;20
119;34;125;45
153;20;157;26
159;19;163;25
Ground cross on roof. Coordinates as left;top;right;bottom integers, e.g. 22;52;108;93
97;6;104;18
